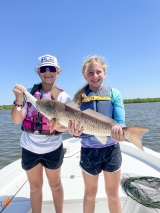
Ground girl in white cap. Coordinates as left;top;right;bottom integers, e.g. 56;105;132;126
11;54;71;213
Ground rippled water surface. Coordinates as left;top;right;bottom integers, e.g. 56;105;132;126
0;102;160;169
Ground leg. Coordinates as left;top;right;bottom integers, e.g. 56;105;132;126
45;167;63;213
103;170;121;213
26;163;43;213
82;171;99;213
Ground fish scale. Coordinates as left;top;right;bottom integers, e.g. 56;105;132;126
55;105;116;136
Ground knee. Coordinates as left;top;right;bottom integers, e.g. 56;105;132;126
29;182;42;193
49;181;62;191
84;188;97;201
106;190;119;202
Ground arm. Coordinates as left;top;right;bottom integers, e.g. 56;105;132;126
11;84;26;124
110;88;125;142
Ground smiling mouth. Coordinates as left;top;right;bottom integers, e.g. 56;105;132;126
92;80;99;83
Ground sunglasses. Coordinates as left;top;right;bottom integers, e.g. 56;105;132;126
39;66;57;73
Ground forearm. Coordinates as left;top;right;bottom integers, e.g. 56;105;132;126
11;105;25;124
11;85;26;124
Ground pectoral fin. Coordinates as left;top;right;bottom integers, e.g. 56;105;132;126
50;118;58;133
95;136;107;145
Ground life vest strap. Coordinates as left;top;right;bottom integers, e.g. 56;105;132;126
30;83;63;100
82;95;111;102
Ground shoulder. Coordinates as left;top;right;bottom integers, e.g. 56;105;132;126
57;91;71;104
110;88;123;102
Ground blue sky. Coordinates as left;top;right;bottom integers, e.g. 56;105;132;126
0;0;160;105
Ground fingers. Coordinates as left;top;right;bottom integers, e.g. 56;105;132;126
13;84;26;93
13;84;27;102
111;125;125;142
68;120;83;136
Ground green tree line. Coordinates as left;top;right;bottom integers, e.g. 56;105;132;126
0;105;13;110
123;97;160;104
0;98;160;110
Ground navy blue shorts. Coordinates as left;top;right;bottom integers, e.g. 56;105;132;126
22;144;64;170
80;143;122;175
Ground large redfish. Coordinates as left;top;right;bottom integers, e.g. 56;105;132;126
34;98;149;150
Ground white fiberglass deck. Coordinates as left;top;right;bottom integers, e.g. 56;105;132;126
0;139;160;213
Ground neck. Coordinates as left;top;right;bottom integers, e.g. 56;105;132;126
89;85;103;93
41;83;56;92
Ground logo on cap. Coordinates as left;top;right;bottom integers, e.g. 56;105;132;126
41;56;54;63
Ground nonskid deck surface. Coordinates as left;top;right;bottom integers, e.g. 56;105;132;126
0;139;160;213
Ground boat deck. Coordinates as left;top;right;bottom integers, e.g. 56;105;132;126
0;139;160;213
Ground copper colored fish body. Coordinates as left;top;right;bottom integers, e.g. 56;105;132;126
35;99;149;150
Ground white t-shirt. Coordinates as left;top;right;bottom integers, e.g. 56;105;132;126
20;88;71;154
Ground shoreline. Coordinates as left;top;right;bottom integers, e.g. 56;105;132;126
0;98;160;110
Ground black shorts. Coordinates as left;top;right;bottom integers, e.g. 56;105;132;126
22;144;64;170
80;143;122;175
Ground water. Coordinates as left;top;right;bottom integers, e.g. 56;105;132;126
0;102;160;170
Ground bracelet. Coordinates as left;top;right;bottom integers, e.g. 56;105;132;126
13;101;23;111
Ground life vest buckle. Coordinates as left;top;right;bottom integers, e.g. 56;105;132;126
35;117;42;130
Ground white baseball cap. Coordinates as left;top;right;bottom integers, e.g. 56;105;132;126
36;54;60;68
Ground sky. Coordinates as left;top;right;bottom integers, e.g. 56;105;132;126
0;0;160;105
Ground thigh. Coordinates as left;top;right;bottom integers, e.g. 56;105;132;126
82;171;99;193
26;163;43;187
45;167;62;186
103;169;121;193
41;144;64;169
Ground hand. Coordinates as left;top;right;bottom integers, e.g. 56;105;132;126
68;120;83;137
13;84;26;103
111;125;125;142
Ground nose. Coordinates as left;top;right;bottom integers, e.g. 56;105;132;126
45;68;51;73
93;72;98;77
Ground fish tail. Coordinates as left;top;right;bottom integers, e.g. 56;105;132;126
123;126;149;150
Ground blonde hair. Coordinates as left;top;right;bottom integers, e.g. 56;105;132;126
74;55;108;106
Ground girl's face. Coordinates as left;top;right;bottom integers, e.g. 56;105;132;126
83;62;106;92
38;67;59;85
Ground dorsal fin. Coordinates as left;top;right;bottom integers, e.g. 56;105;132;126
65;101;80;110
65;101;117;125
82;109;117;125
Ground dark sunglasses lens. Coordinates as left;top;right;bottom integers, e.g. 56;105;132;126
40;66;56;73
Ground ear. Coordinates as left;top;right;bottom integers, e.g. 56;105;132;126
37;68;40;76
83;72;87;80
56;69;60;76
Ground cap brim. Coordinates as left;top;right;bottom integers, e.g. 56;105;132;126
36;64;59;68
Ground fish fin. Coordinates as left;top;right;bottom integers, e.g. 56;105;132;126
123;126;149;150
95;136;107;144
65;101;80;110
83;109;118;125
50;118;58;133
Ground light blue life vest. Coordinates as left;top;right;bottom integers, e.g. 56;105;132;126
80;86;116;147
